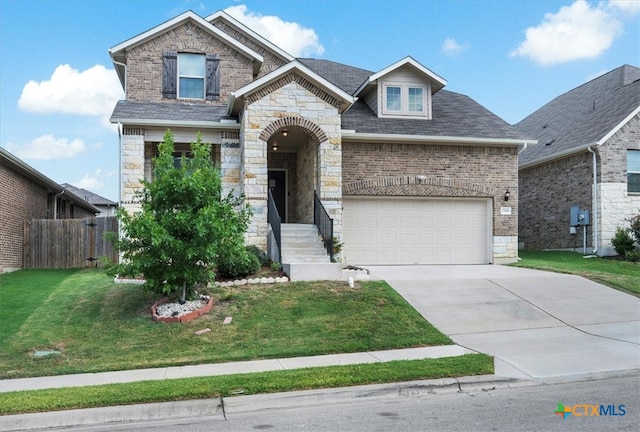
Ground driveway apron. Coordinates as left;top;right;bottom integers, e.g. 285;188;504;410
365;265;640;379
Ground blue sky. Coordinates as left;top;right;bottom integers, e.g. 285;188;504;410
1;0;638;202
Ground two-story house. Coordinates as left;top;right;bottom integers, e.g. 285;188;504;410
109;10;533;272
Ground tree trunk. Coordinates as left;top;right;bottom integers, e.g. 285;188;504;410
180;281;187;304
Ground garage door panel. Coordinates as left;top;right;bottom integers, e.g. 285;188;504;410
343;197;489;265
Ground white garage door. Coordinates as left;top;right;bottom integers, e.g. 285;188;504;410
342;197;491;265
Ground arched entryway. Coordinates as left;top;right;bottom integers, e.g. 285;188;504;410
261;117;326;224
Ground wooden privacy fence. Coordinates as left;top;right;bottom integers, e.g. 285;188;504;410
23;217;118;269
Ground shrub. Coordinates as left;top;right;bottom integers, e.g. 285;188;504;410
217;246;261;279
245;245;270;267
625;250;640;263
611;227;636;257
629;214;640;245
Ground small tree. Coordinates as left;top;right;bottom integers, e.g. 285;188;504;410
110;131;250;303
629;214;640;245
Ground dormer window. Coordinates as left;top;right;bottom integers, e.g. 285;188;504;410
382;83;428;118
178;53;205;99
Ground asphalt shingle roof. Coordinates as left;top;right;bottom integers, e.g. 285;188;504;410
517;64;640;166
61;184;117;206
110;100;229;123
342;91;530;139
110;59;530;141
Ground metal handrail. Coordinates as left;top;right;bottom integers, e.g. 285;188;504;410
313;191;334;262
267;189;281;263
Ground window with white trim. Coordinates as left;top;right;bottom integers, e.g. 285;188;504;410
382;83;428;117
178;53;205;99
628;150;640;193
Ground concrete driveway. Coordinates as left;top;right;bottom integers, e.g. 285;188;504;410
365;265;640;379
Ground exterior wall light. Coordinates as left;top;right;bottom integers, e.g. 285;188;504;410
504;190;510;201
272;142;278;151
282;130;288;137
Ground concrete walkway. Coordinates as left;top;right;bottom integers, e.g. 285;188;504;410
0;345;471;393
365;265;640;379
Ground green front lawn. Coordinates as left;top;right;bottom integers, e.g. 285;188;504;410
0;269;452;380
512;250;640;296
0;355;493;415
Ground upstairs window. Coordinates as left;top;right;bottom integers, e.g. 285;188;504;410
382;83;428;118
628;150;640;193
178;53;205;99
162;51;220;101
386;86;401;111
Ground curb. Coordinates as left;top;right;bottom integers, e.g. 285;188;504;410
0;375;528;431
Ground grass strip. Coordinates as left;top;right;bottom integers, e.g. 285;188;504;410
512;250;640;296
0;354;492;416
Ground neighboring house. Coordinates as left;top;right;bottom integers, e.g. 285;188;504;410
61;183;118;217
517;65;640;256
0;148;100;273
109;10;533;267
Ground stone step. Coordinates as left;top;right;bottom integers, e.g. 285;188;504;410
282;255;331;264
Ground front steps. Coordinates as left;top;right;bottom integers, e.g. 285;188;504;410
280;224;331;264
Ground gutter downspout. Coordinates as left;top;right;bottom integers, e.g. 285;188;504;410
587;146;599;254
53;190;65;220
118;123;123;207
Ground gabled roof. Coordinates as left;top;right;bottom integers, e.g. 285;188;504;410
0;148;100;214
228;60;356;115
61;184;117;207
109;10;264;87
206;10;295;63
354;56;447;97
517;64;640;168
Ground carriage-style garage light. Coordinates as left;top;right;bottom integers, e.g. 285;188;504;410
504;190;510;201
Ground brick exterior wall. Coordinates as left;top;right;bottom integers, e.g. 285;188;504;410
518;152;593;250
210;20;289;78
0;164;49;272
342;142;519;237
126;22;254;104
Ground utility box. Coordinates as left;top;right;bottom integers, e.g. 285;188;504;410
570;206;590;226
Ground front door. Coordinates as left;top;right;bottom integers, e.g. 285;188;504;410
268;170;287;222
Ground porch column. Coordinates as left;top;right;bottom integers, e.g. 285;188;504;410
121;130;145;213
241;117;268;250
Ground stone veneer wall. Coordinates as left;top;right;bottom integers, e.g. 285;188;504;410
241;78;342;249
597;115;640;255
297;139;317;223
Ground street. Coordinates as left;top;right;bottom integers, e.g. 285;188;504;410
54;374;639;432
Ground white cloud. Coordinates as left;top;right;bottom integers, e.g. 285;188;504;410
18;64;123;119
73;169;115;192
224;4;324;57
5;134;86;160
511;0;622;66
441;37;468;55
608;0;640;15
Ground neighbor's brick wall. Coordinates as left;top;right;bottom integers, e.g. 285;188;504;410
342;142;519;237
0;163;49;272
126;22;254;104
518;152;592;250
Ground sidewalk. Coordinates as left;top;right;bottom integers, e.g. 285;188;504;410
0;344;472;393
